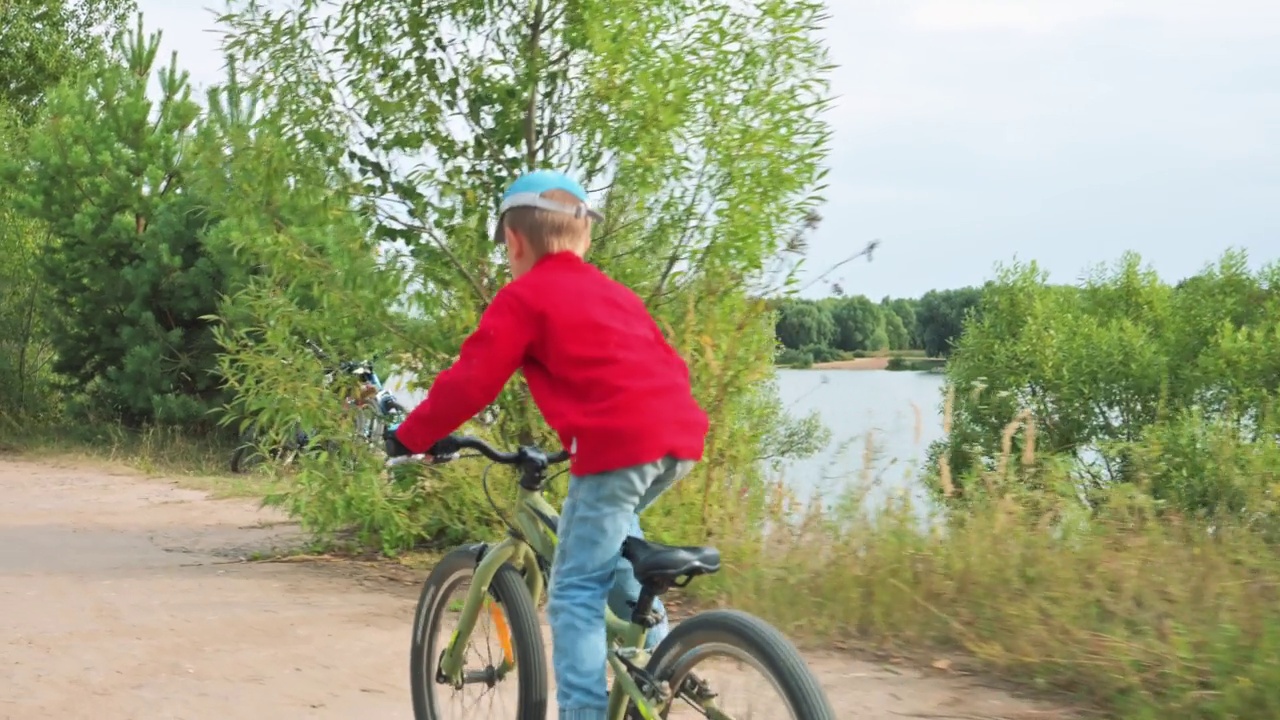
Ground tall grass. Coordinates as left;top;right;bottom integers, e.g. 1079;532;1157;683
710;410;1280;719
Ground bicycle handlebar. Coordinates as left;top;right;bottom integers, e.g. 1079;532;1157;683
384;434;570;469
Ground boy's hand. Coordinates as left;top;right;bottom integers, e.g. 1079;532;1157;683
427;434;463;458
383;424;414;458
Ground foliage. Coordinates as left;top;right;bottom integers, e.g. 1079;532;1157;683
0;0;135;123
884;355;942;372
915;286;983;358
800;343;842;364
5;19;232;426
775;298;836;350
0;110;56;419
0;1;134;419
881;296;919;348
197;80;431;551
213;0;833;548
821;295;888;352
717;435;1280;720
775;347;813;368
772;289;978;363
934;249;1280;508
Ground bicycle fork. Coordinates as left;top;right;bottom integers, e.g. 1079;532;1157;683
434;540;688;720
436;541;532;684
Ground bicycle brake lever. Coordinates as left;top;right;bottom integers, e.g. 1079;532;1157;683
384;452;458;469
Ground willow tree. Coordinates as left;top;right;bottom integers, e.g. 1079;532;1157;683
217;0;831;546
0;0;136;123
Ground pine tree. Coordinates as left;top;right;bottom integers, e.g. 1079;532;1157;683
10;18;232;426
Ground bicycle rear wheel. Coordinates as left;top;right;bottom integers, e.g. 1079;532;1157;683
411;544;548;720
230;425;302;473
229;428;264;473
641;609;834;719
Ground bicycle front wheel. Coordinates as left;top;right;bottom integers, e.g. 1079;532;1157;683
642;609;835;719
411;544;548;720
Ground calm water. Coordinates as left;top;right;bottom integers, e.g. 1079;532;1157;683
389;369;946;508
775;369;946;510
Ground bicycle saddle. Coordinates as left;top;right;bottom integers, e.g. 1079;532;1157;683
621;537;722;587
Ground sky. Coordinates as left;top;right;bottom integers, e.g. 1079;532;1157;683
137;0;1280;299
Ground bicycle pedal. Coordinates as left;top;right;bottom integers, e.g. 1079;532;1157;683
678;673;717;701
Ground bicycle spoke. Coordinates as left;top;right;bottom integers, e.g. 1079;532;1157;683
427;578;522;718
663;650;795;719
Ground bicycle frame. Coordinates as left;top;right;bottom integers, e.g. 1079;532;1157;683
344;362;406;441
438;484;665;720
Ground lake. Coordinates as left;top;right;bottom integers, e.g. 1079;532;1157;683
774;369;946;512
390;368;946;510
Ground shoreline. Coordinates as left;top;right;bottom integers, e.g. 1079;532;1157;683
775;357;947;373
810;357;891;370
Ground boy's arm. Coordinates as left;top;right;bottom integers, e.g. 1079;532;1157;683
396;288;534;453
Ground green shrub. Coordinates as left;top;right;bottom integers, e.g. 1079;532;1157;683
935;249;1280;504
719;407;1280;719
800;343;842;363
776;347;814;368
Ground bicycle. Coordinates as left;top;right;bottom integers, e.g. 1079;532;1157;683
343;356;407;446
230;352;405;473
389;434;836;720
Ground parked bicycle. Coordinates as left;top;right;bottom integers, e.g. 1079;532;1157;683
387;433;835;720
229;352;405;473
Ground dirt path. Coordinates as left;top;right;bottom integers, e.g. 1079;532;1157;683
0;457;1072;719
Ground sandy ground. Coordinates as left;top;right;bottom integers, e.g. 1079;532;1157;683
0;456;1074;720
810;357;892;370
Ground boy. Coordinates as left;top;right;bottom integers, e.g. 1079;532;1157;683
387;169;709;720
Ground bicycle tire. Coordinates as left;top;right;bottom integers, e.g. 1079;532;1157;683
642;609;835;719
352;404;382;445
411;544;548;720
229;429;263;473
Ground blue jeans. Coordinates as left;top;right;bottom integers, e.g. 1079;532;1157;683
546;456;693;720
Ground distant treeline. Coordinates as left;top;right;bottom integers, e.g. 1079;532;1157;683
773;288;981;366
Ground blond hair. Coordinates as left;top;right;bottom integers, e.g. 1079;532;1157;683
500;189;593;256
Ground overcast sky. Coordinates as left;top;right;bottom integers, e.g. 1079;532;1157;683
137;0;1279;299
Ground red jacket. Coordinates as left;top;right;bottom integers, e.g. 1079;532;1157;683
396;252;708;476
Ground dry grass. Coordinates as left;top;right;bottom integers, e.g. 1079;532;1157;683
706;410;1280;719
0;418;277;499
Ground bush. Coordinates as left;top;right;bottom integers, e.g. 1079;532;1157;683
935;250;1280;503
775;347;814;368
800;343;842;363
715;408;1280;719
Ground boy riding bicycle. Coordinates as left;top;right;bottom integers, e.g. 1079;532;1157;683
386;169;709;720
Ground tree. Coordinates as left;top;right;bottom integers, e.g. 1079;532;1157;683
775;300;835;350
882;310;910;351
0;1;135;419
882;297;919;349
825;296;888;352
916;287;982;357
216;0;833;547
0;0;135;123
8;18;231;425
0;108;56;417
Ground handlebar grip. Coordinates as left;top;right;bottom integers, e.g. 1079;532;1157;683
429;435;462;457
